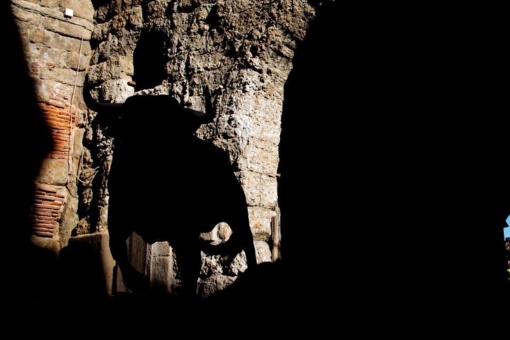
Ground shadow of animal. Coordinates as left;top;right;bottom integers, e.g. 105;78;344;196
83;82;257;298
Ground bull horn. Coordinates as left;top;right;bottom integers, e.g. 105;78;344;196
82;76;124;113
180;86;215;122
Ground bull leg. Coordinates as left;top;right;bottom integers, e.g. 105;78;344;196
241;226;257;268
227;216;257;269
174;241;201;301
109;228;149;293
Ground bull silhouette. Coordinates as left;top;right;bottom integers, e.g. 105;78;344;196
83;81;257;299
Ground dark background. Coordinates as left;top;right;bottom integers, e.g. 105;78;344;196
279;0;510;317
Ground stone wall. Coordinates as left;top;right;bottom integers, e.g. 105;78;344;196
80;0;318;297
10;0;95;249
11;0;322;300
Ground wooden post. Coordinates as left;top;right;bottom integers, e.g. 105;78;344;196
271;204;281;262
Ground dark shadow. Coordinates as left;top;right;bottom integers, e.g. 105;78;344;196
59;234;114;304
1;2;55;306
132;29;168;91
82;83;258;303
278;1;510;319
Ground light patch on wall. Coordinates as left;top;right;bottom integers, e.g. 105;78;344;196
64;8;74;19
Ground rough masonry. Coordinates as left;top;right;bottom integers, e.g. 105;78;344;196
11;0;324;300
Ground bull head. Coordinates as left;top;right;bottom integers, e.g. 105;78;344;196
83;78;215;130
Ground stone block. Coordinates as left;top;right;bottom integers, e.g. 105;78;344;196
249;108;282;142
255;240;272;263
150;255;173;294
37;157;69;185
217;222;233;241
240;137;279;174
30;28;46;44
43;17;91;40
198;273;236;299
41;0;60;7
42;30;67;52
248;206;275;240
151;241;171;256
38;45;63;65
200;222;232;244
11;3;40;22
60;192;79;245
241;170;278;208
40;66;78;85
65;37;92;55
64;50;88;71
73;128;85;159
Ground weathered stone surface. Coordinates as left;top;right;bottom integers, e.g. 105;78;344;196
40;65;79;85
11;2;41;23
37;45;64;65
240;137;280;175
88;59;134;86
94;0;143;23
78;0;318;298
228;251;249;275
198;273;236;299
242;170;278;208
37;158;69;185
43;17;92;40
12;0;94;31
41;29;66;50
30;234;60;254
248;206;276;241
12;3;98;288
59;192;79;246
255;240;272;264
99;78;135;102
217;222;233;242
14;0;323;300
199;222;232;245
200;253;223;277
65;36;92;54
29;27;45;43
150;241;171;256
64;50;89;71
38;79;83;106
248;100;283;142
150;255;173;293
73;128;85;161
41;0;61;8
